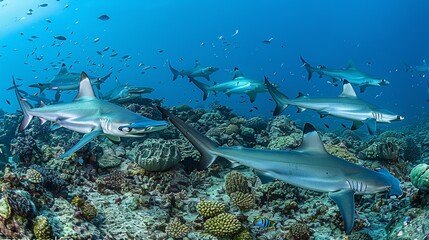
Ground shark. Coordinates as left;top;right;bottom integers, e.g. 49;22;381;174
169;60;219;81
190;67;279;103
29;63;112;93
405;59;429;78
100;81;154;103
300;56;389;93
157;106;403;234
265;77;404;134
14;72;167;159
16;89;57;106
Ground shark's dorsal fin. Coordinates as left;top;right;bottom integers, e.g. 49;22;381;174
74;72;96;101
232;67;244;79
339;80;357;98
59;63;68;74
296;123;327;153
346;60;357;70
194;60;200;68
296;92;306;98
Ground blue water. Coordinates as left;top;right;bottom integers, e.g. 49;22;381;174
1;0;429;131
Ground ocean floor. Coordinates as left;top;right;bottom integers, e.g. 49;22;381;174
0;99;428;240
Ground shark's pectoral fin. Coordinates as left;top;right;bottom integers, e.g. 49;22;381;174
106;134;121;144
297;107;306;113
328;189;355;234
364;118;377;135
351;121;364;130
39;118;47;125
359;86;367;93
247;92;257;103
331;77;339;83
204;75;210;81
50;123;62;131
254;170;276;184
60;129;102;159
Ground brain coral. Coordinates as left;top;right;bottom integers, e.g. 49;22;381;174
410;163;429;191
135;138;182;171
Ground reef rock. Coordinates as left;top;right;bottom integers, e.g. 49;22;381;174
135;138;182;171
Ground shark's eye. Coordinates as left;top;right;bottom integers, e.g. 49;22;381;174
146;127;153;131
119;126;131;132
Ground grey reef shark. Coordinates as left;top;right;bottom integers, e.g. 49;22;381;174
190;67;279;103
14;72;167;158
29;63;112;93
404;59;429;78
300;56;389;93
157;106;403;235
265;77;404;135
169;60;219;81
100;80;154;103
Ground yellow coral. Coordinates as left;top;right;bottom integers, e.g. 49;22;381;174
165;218;189;239
71;195;97;221
230;192;254;210
33;215;52;240
233;229;253;240
204;213;242;237
26;169;44;184
196;200;225;218
225;171;249;195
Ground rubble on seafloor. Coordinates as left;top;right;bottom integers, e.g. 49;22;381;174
0;99;427;240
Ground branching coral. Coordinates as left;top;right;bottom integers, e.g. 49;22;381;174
165;218;189;239
196;200;225;218
204;213;241;237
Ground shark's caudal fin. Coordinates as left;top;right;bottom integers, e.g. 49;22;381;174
169;62;181;81
190;78;210;100
300;56;313;80
265;76;289;116
157;106;219;170
13;77;34;132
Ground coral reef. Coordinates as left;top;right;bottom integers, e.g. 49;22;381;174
165;217;189;238
225;171;250;195
288;222;311;240
134;138;182;171
196;200;225;218
33;215;52;240
229;192;254;210
71;195;97;221
410;163;429;191
204;213;242;237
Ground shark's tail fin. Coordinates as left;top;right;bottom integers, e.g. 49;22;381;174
28;83;49;93
169;63;181;81
190;78;210;100
300;56;313;80
13;77;34;132
265;76;289;116
157;106;219;170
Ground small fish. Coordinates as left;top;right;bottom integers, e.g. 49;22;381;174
231;29;239;37
110;53;118;57
96;51;103;56
31;35;39;39
98;14;110;21
341;124;347;128
262;37;274;44
324;123;330;129
93;37;100;43
6;100;10;105
254;218;275;229
102;47;110;52
142;66;151;70
45;18;52;23
121;55;130;59
158;50;164;53
54;35;67;41
39;3;48;7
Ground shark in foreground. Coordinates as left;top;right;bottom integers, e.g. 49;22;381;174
404;59;429;78
14;72;167;158
301;56;389;93
169;61;219;81
265;78;404;134
190;67;279;103
100;81;154;103
157;106;402;234
29;63;112;93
